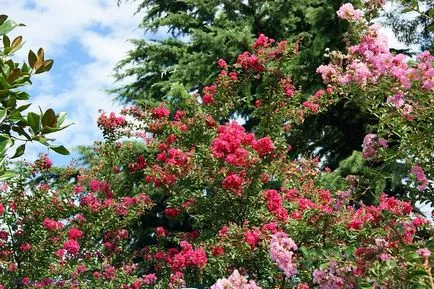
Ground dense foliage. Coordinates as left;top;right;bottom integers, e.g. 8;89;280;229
1;3;433;288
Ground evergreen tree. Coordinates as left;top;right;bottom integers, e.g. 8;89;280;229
113;0;375;169
112;0;356;104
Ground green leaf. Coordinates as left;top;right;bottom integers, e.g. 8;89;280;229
374;177;386;196
2;34;10;47
12;126;31;140
0;109;6;123
0;20;19;35
0;170;16;180
0;133;13;154
11;143;25;158
56;112;67;126
50;145;70;155
16;103;31;112
0;15;8;25
27;112;40;133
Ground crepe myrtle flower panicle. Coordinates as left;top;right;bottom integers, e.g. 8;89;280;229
411;165;428;191
417;248;431;258
337;3;364;21
269;232;298;278
211;269;262;289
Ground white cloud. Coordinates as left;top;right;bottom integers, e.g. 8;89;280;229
0;0;143;162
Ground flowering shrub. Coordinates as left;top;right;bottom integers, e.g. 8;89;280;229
316;4;433;203
0;2;433;288
0;154;153;287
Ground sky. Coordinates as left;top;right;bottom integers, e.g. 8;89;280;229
0;0;420;166
1;0;149;165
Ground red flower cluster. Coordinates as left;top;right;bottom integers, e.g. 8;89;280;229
168;241;207;272
211;122;274;165
264;189;288;221
151;104;170;118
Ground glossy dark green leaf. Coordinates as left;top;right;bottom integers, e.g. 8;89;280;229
27;112;40;133
2;34;10;47
12;126;32;140
11;143;25;158
0;15;8;25
0;109;6;123
50;145;70;155
0;133;13;154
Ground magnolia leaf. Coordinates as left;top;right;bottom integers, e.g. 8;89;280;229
2;34;10;47
28;50;37;69
0;134;13;154
9;36;23;54
27;112;40;133
0;19;19;35
37;47;44;61
41;108;56;127
35;59;53;74
50;145;70;155
0;15;8;25
11;36;22;48
0;109;6;123
11;143;25;158
0;170;16;180
7;68;20;84
56;112;67;126
43;59;53;72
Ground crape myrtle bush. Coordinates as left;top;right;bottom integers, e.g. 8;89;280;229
0;154;153;288
0;2;434;289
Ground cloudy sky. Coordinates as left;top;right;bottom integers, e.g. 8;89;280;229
1;0;148;165
0;0;418;167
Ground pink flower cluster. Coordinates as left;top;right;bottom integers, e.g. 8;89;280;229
269;232;298;278
223;172;247;196
361;133;387;159
168;272;186;289
97;112;126;130
253;33;274;49
318;21;434;93
202;84;218;104
417;248;431;258
411;165;428;191
313;261;348;289
211;269;262;289
146;143;192;188
336;3;364;21
62;239;80;255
